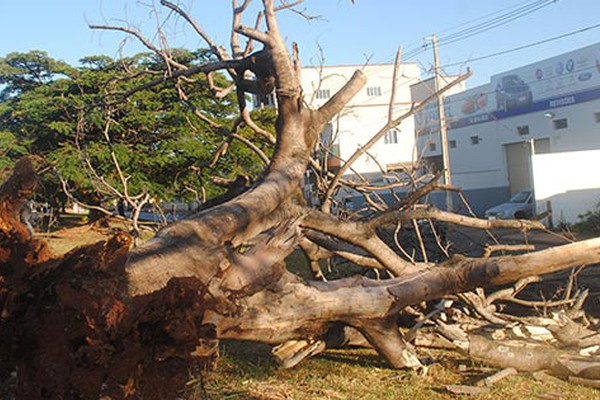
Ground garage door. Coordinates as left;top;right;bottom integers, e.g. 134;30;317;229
505;139;550;195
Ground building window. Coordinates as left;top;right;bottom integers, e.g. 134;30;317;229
517;125;529;135
366;86;382;97
449;140;457;148
428;142;436;151
470;136;481;145
594;112;600;123
253;93;275;108
315;89;331;100
553;118;568;130
384;129;398;144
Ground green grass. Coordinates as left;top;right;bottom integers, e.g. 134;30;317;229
41;215;155;255
188;342;600;400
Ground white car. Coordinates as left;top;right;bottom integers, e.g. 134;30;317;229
484;190;534;220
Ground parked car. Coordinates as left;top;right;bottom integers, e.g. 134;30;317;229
136;211;180;223
484;190;534;220
495;74;532;112
126;207;182;224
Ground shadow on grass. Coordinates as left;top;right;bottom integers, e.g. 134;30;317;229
315;348;391;369
222;340;393;372
219;340;278;379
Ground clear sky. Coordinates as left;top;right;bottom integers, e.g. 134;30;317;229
1;0;599;88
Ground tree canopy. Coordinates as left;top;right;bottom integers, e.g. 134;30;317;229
0;49;275;211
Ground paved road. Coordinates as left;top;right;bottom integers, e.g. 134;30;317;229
448;226;574;257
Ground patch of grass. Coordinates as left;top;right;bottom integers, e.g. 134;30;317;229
41;226;110;254
284;250;370;281
572;201;600;236
190;343;600;400
41;216;155;255
284;250;312;279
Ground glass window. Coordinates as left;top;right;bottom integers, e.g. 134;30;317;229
509;190;531;203
315;89;331;100
384;129;398;144
517;125;529;135
366;86;382;97
553;118;568;130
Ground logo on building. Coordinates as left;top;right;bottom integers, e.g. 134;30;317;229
535;68;544;80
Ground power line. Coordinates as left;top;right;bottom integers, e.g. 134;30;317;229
438;0;556;46
353;24;599;111
435;0;551;36
388;0;558;64
442;22;600;69
333;2;590;110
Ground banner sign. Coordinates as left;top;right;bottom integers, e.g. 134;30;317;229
415;42;600;132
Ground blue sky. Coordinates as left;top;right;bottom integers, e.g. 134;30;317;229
1;0;599;88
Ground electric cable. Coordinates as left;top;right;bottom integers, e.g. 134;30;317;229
441;22;600;69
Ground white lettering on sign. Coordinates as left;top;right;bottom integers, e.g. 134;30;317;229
549;96;576;108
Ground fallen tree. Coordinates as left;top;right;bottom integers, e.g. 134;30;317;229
2;1;600;399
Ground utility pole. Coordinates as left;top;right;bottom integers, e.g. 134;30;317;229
429;34;453;212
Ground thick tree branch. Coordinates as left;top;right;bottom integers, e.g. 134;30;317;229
301;210;425;276
201;236;600;370
127;7;349;294
314;70;366;133
232;0;255;59
303;230;386;270
235;25;273;46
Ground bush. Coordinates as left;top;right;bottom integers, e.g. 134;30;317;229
572;201;600;235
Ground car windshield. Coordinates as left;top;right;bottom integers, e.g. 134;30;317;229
509;191;530;203
502;75;523;86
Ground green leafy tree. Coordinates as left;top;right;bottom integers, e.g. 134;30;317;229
0;50;274;222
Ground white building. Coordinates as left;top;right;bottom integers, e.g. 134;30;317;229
415;42;600;224
256;62;423;207
300;63;421;177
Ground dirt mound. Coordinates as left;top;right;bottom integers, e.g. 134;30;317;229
0;159;217;399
